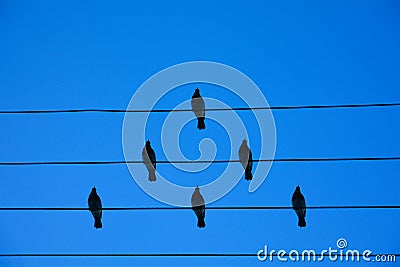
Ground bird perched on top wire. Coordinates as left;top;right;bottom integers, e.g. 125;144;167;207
238;139;253;181
191;87;206;130
292;185;306;227
191;186;206;228
88;187;103;229
142;140;156;182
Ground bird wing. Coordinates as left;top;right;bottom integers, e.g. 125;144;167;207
238;144;249;168
191;97;205;117
292;197;306;217
141;147;148;162
247;150;253;171
88;193;102;218
191;192;205;207
148;147;156;168
142;147;156;169
193;204;206;218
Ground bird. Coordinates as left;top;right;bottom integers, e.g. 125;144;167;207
238;139;253;181
292;185;306;227
142;140;156;182
191;87;206;130
191;186;206;228
88;187;102;229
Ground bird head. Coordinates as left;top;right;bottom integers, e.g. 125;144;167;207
296;185;301;191
193;88;201;98
242;139;247;144
92;187;97;192
146;139;151;146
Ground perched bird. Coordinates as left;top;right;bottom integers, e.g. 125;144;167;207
191;87;206;130
142;140;156;182
191;186;206;228
238;139;253;181
292;185;306;227
88;187;102;229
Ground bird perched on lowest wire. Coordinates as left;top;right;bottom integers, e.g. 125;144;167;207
238;139;253;181
292;185;306;227
88;187;103;229
191;186;206;228
191;87;206;130
142;139;156;182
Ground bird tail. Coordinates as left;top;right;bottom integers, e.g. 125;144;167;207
148;171;156;182
197;217;206;228
197;117;205;130
94;218;102;229
298;217;306;227
245;168;253;181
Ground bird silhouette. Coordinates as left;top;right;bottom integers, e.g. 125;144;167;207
142;140;156;182
292;185;306;227
88;187;102;229
191;88;206;130
238;139;253;181
191;186;206;228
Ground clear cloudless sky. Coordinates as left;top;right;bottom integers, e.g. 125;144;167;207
0;1;399;266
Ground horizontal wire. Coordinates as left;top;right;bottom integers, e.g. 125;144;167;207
0;102;400;114
0;205;399;211
0;156;399;166
0;253;398;257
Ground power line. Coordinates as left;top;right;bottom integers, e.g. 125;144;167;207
1;102;400;114
0;253;398;257
0;205;399;211
0;156;399;166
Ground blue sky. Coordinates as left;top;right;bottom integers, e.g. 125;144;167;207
0;1;399;266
